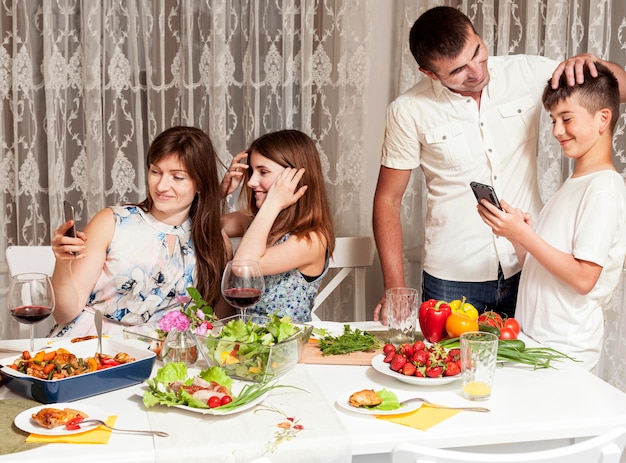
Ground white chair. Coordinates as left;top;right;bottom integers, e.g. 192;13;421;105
5;245;56;337
312;236;375;321
391;427;626;463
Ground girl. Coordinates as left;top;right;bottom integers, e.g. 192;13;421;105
51;126;231;336
222;129;335;322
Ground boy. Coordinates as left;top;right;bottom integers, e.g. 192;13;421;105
477;62;626;372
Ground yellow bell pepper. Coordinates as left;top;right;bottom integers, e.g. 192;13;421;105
448;296;479;320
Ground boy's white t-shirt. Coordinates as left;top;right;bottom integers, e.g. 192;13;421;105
517;170;626;371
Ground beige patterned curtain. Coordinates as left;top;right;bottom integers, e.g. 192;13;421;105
0;0;371;335
396;0;626;389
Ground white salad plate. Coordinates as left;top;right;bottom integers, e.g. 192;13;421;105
336;390;422;416
371;354;461;386
15;403;107;436
141;379;270;416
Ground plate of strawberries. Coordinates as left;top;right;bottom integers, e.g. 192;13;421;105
371;341;461;386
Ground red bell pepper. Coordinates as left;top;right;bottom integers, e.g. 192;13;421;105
418;299;452;343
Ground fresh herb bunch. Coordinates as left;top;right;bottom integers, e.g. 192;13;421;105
318;325;382;356
157;287;215;336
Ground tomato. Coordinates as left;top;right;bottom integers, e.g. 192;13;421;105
503;318;521;336
499;327;518;340
445;312;479;338
208;396;222;408
477;311;504;329
220;395;233;406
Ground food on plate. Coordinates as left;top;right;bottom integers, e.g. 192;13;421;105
31;407;88;429
318;325;382;356
383;341;461;378
70;336;97;343
349;389;383;407
418;299;452;343
7;348;136;380
143;362;294;411
347;388;401;411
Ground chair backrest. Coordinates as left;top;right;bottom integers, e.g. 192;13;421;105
391;427;626;463
312;236;375;321
5;246;55;277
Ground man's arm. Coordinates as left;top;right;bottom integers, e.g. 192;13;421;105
372;166;412;322
552;53;626;102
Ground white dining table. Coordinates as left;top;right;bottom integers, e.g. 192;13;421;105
2;334;626;463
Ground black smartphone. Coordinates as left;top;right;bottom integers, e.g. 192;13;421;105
470;181;502;211
63;201;79;255
63;201;77;238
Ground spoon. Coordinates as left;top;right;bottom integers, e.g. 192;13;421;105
94;309;103;356
74;419;169;437
400;397;490;413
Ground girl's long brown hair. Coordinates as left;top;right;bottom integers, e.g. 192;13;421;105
136;126;227;306
239;129;335;256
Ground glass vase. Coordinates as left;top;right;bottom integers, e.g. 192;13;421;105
162;328;198;366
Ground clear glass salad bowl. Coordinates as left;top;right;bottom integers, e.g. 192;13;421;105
194;314;313;382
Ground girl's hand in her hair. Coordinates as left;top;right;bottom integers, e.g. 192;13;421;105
220;151;248;198
264;167;308;211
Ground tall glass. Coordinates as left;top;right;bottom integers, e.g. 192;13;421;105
7;273;56;352
221;260;265;321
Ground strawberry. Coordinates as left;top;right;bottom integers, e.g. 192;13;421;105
383;343;396;355
412;340;426;352
413;349;429;365
425;365;443;378
402;362;417;376
383;351;395;363
390;354;407;372
400;343;414;358
444;361;461;376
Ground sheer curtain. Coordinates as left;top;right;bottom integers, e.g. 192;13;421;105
396;0;626;389
0;0;371;336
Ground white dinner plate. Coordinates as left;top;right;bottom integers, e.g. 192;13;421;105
14;403;107;436
141;380;270;416
371;354;461;386
336;390;422;416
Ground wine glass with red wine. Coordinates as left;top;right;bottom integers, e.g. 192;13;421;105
8;273;55;352
221;260;265;321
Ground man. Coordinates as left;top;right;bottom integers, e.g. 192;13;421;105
373;6;626;322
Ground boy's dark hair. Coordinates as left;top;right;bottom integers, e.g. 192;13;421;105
409;6;477;72
542;62;620;132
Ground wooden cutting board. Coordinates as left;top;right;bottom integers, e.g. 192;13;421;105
298;340;382;365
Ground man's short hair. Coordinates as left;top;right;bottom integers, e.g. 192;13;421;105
542;62;620;132
409;6;477;71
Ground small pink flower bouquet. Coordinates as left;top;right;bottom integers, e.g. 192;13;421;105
158;287;215;336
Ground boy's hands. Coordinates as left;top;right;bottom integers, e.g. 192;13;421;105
263;167;307;211
477;199;532;242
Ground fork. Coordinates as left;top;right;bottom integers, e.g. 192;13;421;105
77;419;169;437
400;397;490;413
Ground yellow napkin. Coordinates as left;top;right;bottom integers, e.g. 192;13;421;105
376;405;460;431
26;416;117;444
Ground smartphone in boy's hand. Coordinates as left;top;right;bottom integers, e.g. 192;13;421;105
470;181;503;211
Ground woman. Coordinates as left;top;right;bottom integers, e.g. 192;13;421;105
51;126;231;336
222;129;335;322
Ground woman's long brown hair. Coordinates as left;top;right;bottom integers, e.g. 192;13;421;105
136;126;227;307
239;129;335;256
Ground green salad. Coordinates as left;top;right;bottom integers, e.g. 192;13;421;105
143;362;283;411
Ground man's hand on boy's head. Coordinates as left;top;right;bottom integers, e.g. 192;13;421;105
551;53;599;89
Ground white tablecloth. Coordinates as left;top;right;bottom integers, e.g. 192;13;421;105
147;365;351;463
